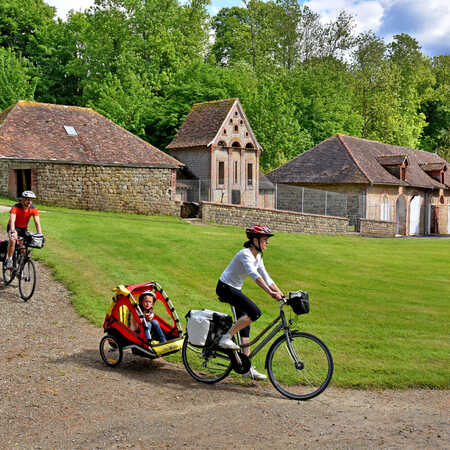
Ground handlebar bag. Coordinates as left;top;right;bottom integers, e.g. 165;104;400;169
287;290;310;315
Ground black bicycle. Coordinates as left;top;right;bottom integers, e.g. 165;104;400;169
2;232;44;301
182;290;333;401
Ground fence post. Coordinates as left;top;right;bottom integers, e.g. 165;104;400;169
275;183;278;210
301;187;304;213
325;191;327;216
198;179;201;202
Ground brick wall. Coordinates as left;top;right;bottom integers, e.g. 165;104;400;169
0;160;180;216
201;202;349;234
360;218;395;237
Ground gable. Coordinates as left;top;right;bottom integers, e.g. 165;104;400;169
0;101;182;168
166;98;261;151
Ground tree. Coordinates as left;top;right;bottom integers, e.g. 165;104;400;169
419;55;450;160
0;48;36;110
0;0;55;55
387;34;435;148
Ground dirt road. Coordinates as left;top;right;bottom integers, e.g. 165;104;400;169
0;261;448;449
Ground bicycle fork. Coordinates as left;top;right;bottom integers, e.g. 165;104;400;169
285;331;304;370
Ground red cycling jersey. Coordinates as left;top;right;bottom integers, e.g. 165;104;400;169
9;203;39;229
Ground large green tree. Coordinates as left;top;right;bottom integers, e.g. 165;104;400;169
0;48;36;109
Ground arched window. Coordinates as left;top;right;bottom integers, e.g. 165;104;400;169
245;143;254;149
218;141;226;147
232;141;240;147
380;194;392;221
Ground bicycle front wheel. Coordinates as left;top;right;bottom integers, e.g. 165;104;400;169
18;259;37;301
266;331;333;400
2;258;16;285
182;337;233;384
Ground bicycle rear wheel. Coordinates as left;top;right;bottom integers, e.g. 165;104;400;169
182;337;233;384
266;331;333;400
18;258;37;301
2;256;16;285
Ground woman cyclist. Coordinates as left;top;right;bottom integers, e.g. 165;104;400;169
216;225;283;380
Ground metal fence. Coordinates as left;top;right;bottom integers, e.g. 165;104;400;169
274;184;349;217
177;179;353;221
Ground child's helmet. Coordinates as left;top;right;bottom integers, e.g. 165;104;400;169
139;290;156;304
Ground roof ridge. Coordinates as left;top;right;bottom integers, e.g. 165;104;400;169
336;134;372;183
192;98;238;107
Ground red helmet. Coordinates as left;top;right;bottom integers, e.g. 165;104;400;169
246;224;274;239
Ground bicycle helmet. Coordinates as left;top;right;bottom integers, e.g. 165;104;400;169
21;190;36;199
245;224;274;253
139;290;156;304
246;224;274;239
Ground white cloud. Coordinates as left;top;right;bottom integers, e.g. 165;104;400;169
45;0;450;56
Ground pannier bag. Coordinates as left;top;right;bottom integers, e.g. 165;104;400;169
287;290;310;315
25;232;45;249
0;240;7;261
186;309;233;348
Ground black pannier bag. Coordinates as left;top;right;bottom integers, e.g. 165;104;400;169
287;290;310;315
186;309;233;349
0;240;8;261
24;232;45;249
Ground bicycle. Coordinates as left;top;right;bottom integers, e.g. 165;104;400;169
2;232;44;301
182;291;333;401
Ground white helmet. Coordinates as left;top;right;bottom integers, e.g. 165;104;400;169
21;190;36;199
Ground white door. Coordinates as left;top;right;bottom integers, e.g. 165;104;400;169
409;196;421;235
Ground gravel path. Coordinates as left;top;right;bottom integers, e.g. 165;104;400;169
0;258;448;449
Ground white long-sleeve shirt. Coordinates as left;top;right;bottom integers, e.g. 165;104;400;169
219;248;274;290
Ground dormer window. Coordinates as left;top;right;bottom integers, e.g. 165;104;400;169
376;155;408;180
64;125;78;136
419;162;447;184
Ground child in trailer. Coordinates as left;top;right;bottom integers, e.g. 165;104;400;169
131;291;167;343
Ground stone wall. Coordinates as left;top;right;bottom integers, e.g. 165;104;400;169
201;202;349;234
360;218;395;237
0;160;180;216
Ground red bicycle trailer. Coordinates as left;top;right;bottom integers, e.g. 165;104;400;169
100;281;184;367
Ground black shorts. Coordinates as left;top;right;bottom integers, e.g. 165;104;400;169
216;279;262;338
7;226;27;238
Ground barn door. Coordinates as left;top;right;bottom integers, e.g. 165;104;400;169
409;196;422;235
396;195;406;235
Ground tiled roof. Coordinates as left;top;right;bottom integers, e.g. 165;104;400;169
267;134;449;189
259;171;274;190
166;99;237;149
0;101;182;167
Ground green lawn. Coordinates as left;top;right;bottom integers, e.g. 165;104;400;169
1;198;449;389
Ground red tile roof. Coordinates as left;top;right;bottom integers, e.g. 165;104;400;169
268;134;449;189
0;101;182;167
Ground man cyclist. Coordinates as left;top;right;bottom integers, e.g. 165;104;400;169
216;224;283;380
5;191;42;270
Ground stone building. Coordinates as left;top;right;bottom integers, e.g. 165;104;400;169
0;101;182;216
167;98;268;207
268;134;450;235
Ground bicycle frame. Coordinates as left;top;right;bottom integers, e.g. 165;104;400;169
230;301;300;364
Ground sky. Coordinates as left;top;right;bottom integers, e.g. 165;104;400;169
45;0;450;57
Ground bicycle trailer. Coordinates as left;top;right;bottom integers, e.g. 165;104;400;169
99;281;184;367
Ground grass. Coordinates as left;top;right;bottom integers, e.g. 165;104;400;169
1;196;449;389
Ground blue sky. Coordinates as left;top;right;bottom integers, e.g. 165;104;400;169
46;0;450;56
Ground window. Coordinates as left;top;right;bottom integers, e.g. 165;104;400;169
247;163;253;186
380;194;392;221
234;125;238;132
233;161;239;184
64;125;78;136
218;161;225;186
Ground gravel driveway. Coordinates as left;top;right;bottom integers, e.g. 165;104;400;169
0;259;448;449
